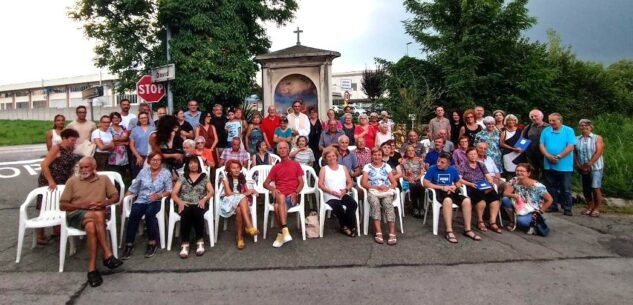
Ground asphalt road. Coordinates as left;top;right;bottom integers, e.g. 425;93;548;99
1;144;632;305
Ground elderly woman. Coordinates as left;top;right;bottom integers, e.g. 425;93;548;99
499;114;523;178
37;128;80;244
172;155;214;257
318;147;358;236
122;152;173;259
290;135;315;166
493;110;506;131
475;116;503;173
354;137;371;169
375;122;392;147
399;145;425;218
130;111;155;178
574;119;605;217
193;136;216;168
452;136;470;166
502;163;553;232
459;109;482;147
322;109;343;130
354;114;377;149
342;113;355;146
91;115;114;171
458;147;502;233
361;148;398;245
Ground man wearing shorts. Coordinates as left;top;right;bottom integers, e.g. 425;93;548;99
264;141;305;248
59;157;122;287
423;152;479;243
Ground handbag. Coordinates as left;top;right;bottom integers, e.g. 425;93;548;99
532;213;550;237
305;212;320;239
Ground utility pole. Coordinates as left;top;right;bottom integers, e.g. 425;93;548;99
406;42;412;56
166;27;174;114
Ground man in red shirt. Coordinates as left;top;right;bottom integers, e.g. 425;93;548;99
261;105;280;148
264;141;304;248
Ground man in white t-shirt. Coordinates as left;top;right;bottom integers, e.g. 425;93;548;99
119;99;136;130
475;105;486;129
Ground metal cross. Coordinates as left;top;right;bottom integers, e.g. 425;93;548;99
293;27;303;45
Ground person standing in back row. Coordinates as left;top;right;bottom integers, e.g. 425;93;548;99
429;106;451;140
68;105;97;148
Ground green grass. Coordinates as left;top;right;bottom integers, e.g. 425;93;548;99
0;120;70;146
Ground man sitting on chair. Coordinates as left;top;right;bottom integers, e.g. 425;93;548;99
263;141;305;248
59;156;122;287
220;137;250;168
422;152;480;244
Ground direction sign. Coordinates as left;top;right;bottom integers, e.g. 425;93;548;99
136;75;165;103
151;64;176;82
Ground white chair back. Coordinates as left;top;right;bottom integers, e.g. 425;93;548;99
98;171;125;205
269;153;281;165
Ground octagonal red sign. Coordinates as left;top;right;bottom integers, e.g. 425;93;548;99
136;75;165;103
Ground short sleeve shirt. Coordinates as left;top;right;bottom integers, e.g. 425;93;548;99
129;167;173;204
540;125;577;172
291;147;315;165
458;161;488;183
91;129;113;153
268;160;303;195
510;177;549;215
363;162;392;187
424;165;460;186
338;150;359;173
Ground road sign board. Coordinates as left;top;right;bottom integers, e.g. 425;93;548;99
151;64;176;82
136;75;165;103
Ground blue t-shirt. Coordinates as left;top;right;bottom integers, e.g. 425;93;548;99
540;125;577;172
424;150;454;167
424;165;460;186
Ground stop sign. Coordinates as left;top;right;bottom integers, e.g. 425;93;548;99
136;75;165;103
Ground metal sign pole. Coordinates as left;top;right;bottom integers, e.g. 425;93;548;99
166;27;174;114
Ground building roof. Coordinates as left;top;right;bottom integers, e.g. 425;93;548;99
255;44;341;62
0;73;117;92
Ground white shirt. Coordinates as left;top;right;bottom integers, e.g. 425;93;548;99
323;165;347;202
91;129;113;153
287;112;310;137
121;113;137;130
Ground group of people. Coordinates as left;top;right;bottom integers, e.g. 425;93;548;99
35;98;604;287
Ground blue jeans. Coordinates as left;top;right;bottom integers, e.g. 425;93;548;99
125;201;161;244
543;170;573;212
501;197;532;227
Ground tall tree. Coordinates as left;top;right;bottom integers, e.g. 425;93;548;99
361;65;387;107
69;0;297;109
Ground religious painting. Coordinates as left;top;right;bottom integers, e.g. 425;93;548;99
274;74;318;115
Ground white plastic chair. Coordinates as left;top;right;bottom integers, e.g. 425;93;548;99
356;176;404;236
98;171;125;205
16;186;66;265
120;194;167;249
398;177;410;218
214;166;254;243
166;197;215;250
422;188;458;236
250;165;274;239
316;186;361;238
459;184;504;227
269;153;281;165
262;164;317;240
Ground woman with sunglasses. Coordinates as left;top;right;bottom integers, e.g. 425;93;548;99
459;109;482;147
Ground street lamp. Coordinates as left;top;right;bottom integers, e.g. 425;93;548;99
406;42;412;56
408;113;416;130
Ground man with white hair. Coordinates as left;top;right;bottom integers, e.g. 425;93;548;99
540;113;577;216
59;156;122;287
337;135;361;178
379;111;394;134
521;109;549;180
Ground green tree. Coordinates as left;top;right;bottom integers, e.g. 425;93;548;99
69;0;297;110
361;65;387;107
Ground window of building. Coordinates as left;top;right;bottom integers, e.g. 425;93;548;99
351;83;358;91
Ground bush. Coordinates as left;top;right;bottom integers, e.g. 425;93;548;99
587;114;633;199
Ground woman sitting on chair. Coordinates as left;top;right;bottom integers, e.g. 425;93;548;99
318;146;358;237
122;152;173;259
399;145;425;218
171;155;214;258
502;163;553;232
219;160;259;250
361;148;398;246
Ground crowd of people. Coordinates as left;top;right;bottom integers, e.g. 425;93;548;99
35;99;605;287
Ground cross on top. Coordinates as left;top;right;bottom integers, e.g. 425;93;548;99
293;27;303;45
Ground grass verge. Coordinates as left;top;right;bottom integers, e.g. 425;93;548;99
0;120;69;146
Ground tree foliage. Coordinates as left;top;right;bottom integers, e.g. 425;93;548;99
69;0;297;110
361;65;387;105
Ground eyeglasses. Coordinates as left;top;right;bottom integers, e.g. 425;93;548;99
149;158;162;163
196;142;205;144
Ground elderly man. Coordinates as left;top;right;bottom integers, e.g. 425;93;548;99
262;105;281;148
154;107;167;126
379;111;395;134
423;152;478;243
540;113;577;216
59;157;122;287
263;141;305;248
68;105;97;146
220;137;249;168
337;135;361;178
424;137;453;170
475;105;486;128
438;129;455;153
319;120;345;151
399;130;425;158
521;109;550;180
184;100;201;129
476;142;501;184
354;137;372;169
119;99;136;130
429;106;451;140
287;100;310;139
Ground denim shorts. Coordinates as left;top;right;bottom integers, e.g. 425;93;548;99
582;169;603;191
285;196;295;209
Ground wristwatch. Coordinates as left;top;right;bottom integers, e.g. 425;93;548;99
554;154;561;160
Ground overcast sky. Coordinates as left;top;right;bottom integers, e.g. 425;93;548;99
0;0;631;86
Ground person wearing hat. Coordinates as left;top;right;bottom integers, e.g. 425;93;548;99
379;111;394;134
574;119;604;217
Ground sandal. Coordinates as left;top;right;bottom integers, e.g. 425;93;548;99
463;230;482;241
350;227;357;237
506;222;516;232
245;227;260;237
445;231;458;244
590;211;601;217
341;227;354;237
489;223;502;234
477;221;488;232
387;234;397;246
582;209;593;216
236;239;245;250
179;244;189;259
195;241;205;256
374;233;384;244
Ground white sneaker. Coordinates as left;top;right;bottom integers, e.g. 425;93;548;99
282;227;293;243
272;233;285;248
